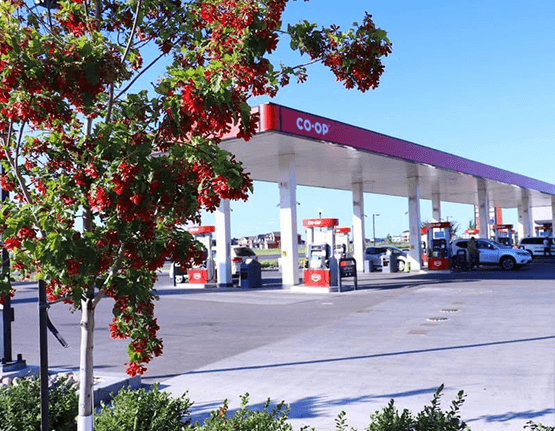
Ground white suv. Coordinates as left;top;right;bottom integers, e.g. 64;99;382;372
451;238;532;271
517;237;555;258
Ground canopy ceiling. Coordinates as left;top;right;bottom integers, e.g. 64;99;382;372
221;103;555;209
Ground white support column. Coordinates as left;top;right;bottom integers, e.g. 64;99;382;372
279;154;300;286
352;182;366;272
551;196;555;237
518;193;533;239
517;204;524;240
477;179;490;239
407;167;422;271
431;192;441;223
216;199;233;287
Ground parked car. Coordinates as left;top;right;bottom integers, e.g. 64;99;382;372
364;246;407;272
451;238;532;270
516;236;555;258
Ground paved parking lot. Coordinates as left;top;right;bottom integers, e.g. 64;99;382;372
7;258;555;430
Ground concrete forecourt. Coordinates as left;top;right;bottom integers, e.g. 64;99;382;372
5;259;554;431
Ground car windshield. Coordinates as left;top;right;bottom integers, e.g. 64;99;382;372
477;240;499;250
489;240;512;249
495;242;513;249
233;247;256;257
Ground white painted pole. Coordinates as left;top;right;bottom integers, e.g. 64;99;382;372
352;183;366;272
279;155;300;286
431;192;441;223
216;199;233;287
517;193;533;239
477;179;490;239
407;167;422;271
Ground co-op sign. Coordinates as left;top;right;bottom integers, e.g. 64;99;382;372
296;117;330;136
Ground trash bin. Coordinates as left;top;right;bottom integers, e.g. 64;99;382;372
390;253;398;272
364;259;374;273
239;260;262;289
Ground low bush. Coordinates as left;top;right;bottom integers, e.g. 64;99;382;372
0;374;78;431
95;384;192;431
260;260;279;269
191;386;470;431
335;385;469;431
187;393;298;431
525;423;555;431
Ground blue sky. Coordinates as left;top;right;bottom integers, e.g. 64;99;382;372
199;0;555;239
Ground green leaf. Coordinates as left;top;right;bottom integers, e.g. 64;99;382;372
85;63;100;85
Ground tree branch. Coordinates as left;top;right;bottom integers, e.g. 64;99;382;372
3;123;47;238
92;244;124;307
105;0;143;122
121;0;143;66
114;51;166;100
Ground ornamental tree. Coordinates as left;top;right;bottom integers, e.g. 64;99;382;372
0;0;391;428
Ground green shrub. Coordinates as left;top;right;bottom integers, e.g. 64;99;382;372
525;422;555;431
188;393;303;431
94;384;192;431
364;385;470;431
0;374;78;431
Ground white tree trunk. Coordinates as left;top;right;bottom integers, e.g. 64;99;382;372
77;298;95;431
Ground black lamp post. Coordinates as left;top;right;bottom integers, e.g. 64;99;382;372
1;136;26;374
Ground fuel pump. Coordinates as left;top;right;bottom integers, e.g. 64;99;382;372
303;218;339;287
493;224;514;246
535;223;552;237
334;227;351;259
425;222;452;270
420;227;428;265
187;225;215;284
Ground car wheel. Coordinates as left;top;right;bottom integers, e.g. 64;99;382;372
397;260;405;272
500;256;516;271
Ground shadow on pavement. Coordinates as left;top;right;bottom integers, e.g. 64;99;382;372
179;334;555;377
468;407;555;424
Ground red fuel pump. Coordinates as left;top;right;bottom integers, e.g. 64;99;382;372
303;218;339;287
421;227;428;265
425;222;452;271
493;224;514;246
187;225;215;284
334;227;351;259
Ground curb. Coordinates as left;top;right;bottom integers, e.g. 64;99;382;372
0;366;141;406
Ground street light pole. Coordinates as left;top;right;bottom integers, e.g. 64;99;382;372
372;214;380;245
1;133;26;374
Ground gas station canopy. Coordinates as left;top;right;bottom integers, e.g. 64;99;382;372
221;103;555;208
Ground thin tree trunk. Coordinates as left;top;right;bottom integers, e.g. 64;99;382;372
77;298;95;431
